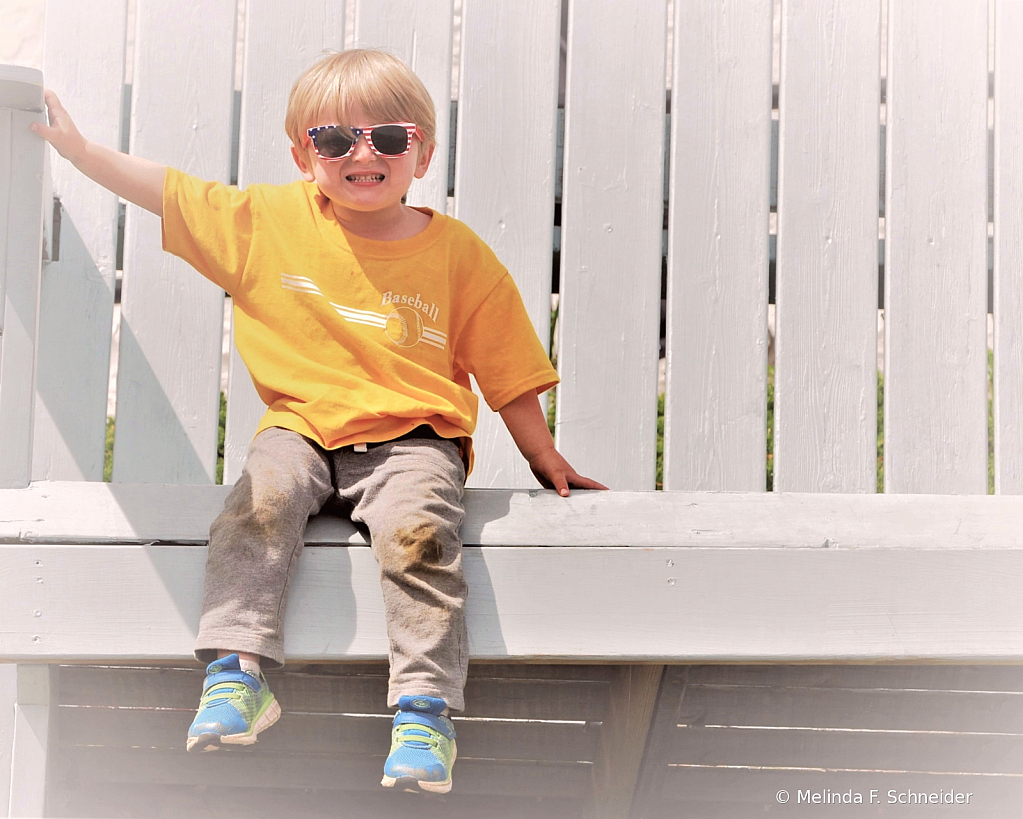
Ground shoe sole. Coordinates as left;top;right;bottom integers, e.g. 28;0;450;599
185;697;281;752
380;745;456;794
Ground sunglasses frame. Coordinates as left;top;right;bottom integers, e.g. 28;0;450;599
304;122;422;160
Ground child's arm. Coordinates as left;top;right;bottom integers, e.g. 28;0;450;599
499;390;608;497
31;89;167;216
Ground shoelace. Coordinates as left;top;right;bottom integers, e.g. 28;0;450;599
200;680;252;708
394;721;445;750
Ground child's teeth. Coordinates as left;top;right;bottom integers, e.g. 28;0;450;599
349;174;384;181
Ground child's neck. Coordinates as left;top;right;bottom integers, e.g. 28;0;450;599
331;201;432;242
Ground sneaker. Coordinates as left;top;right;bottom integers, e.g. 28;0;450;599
381;696;457;793
186;654;280;752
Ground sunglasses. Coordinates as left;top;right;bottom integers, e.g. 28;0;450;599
304;123;422;160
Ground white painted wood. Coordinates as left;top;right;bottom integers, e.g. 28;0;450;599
6;483;1023;549
0;664;13;819
454;0;560;488
773;0;881;493
557;0;667;490
223;311;261;485
32;0;126;482
994;1;1023;495
884;0;989;494
3;542;1023;662
0;74;46;490
113;0;236;484
663;0;772;492
6;666;55;819
352;0;453;213
223;0;347;484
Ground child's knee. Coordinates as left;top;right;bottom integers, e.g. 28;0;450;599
377;517;460;575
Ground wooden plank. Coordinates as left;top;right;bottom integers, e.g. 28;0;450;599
223;0;346;484
33;0;126;482
0;664;14;818
7;666;57;819
59;707;600;762
668;724;1023;775
685;663;1023;692
645;805;1000;819
658;767;1022;812
222;308;259;484
454;0;560;489
6;544;1023;662
59;746;591;798
0;73;46;490
662;0;772;492
113;0;235;484
556;0;666;490
883;0;989;494
676;684;1023;734
352;0;453;213
629;667;689;819
591;665;663;819
59;664;611;722
8;482;1023;549
53;783;587;819
994;1;1023;495
773;0;881;492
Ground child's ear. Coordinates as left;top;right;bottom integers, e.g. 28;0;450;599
414;142;436;180
291;144;316;182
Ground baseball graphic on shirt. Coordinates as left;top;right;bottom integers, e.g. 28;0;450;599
385;306;424;347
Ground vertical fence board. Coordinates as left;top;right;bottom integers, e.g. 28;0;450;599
6;666;57;819
773;0;880;493
454;0;559;488
0;74;46;490
352;0;453;213
557;0;667;490
223;0;347;484
0;663;13;818
994;1;1023;494
662;0;772;492
33;0;127;482
884;0;988;495
113;0;236;484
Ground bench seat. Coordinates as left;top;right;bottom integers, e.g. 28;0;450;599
3;483;1023;664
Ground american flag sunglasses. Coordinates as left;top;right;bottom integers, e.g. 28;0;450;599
304;123;422;160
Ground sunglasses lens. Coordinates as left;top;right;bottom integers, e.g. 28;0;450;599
370;125;411;156
313;127;354;158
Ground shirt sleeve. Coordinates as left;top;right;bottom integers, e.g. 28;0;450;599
161;167;254;294
456;273;559;411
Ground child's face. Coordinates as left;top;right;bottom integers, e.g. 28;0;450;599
291;105;434;223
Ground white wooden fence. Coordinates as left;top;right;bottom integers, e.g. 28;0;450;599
3;0;1023;816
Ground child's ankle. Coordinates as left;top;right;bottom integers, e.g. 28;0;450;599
218;650;261;678
238;657;262;677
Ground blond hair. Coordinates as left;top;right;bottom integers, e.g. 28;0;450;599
285;50;436;151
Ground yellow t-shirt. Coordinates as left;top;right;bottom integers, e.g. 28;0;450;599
161;168;559;472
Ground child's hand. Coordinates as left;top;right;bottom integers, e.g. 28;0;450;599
528;448;608;498
28;89;167;216
31;89;87;164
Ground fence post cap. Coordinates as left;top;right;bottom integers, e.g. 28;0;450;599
0;64;44;112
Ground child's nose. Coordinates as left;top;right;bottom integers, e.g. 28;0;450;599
350;134;375;160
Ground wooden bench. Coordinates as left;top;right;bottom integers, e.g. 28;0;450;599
4;0;1023;816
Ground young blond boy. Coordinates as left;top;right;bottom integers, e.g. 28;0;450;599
32;49;604;793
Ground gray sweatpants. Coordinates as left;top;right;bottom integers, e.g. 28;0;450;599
195;427;469;710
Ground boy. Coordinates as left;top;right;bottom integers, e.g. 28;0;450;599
32;49;605;794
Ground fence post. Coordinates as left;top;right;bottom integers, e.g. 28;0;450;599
6;666;58;818
0;65;46;489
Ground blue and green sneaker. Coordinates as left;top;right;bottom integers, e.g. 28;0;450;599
381;696;457;793
186;654;280;752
